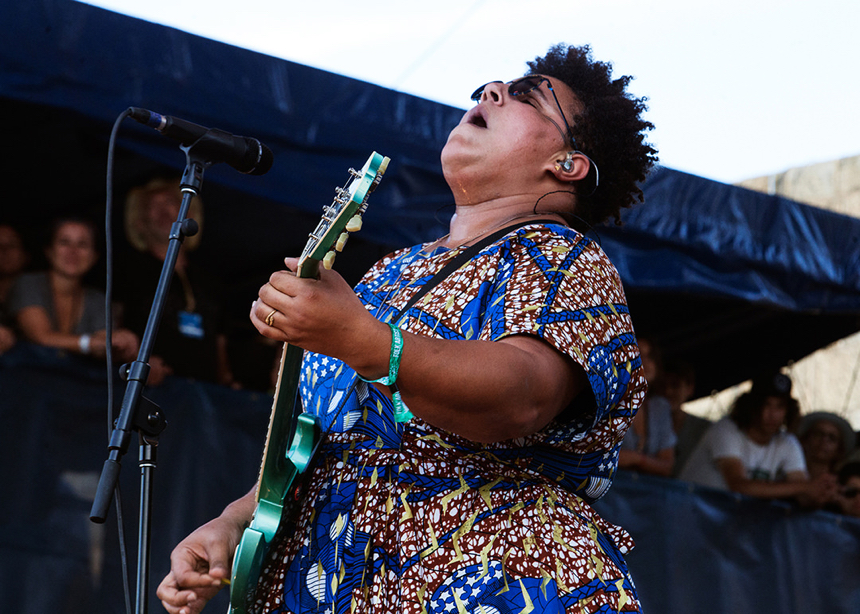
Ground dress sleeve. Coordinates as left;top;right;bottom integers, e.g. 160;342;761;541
479;226;644;420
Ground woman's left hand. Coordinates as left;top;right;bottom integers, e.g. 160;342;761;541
250;258;387;366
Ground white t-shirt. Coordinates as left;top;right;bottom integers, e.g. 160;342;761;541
679;417;807;491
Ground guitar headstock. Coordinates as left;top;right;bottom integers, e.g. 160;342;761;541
299;152;390;273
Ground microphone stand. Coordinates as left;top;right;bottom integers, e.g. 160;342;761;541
90;143;212;614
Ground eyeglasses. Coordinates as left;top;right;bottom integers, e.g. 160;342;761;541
470;76;575;148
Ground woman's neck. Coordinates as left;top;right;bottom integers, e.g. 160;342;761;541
745;424;775;445
442;198;567;249
48;269;81;295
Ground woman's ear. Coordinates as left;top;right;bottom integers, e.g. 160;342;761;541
551;151;590;183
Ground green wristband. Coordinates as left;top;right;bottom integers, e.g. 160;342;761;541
357;323;412;422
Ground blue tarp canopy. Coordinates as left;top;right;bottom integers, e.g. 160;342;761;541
2;0;859;396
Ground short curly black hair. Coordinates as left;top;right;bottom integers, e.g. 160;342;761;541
527;44;658;228
729;391;801;432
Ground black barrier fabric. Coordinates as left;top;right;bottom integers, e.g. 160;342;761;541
0;344;272;613
593;472;860;614
1;346;859;614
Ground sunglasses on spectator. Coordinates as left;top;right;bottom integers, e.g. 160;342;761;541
843;487;860;499
471;76;576;149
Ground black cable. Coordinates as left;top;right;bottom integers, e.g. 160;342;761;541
104;108;134;614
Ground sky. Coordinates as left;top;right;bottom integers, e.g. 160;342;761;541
79;0;859;185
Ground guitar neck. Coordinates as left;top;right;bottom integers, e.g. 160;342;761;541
251;152;389;505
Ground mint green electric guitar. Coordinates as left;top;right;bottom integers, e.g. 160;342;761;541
228;152;390;614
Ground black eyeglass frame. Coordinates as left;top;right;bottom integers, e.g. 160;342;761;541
470;76;576;149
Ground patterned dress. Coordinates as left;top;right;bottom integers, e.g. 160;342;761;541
255;223;647;613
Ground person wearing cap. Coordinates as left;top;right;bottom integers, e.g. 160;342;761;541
795;411;856;481
679;371;837;507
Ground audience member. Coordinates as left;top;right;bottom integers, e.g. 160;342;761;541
0;223;29;354
664;359;712;476
7;217;138;362
618;337;676;476
118;176;235;387
680;371;837;507
831;457;860;518
795;411;855;480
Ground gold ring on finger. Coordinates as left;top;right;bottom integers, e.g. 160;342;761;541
265;309;278;327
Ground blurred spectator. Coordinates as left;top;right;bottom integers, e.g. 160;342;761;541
680;371;837;507
831;457;860;518
118;176;235;387
0;223;29;354
795;411;855;480
618;337;676;476
664;359;712;477
7;218;138;362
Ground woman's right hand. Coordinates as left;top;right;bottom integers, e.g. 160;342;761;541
156;514;243;614
110;328;140;363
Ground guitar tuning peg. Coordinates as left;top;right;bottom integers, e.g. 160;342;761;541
322;250;337;270
335;232;349;252
368;157;391;194
345;215;363;233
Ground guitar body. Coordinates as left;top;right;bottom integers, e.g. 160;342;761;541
228;152;390;614
229;412;319;611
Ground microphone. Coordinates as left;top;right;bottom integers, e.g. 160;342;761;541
128;107;274;175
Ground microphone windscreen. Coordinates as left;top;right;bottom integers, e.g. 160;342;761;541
248;143;274;176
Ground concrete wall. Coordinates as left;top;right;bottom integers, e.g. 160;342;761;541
736;154;860;216
687;154;860;433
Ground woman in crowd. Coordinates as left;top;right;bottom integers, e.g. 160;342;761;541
120;176;235;386
795;410;855;480
618;337;677;476
8;217;138;362
158;43;657;614
662;359;712;477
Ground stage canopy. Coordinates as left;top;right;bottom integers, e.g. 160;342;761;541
2;0;859;397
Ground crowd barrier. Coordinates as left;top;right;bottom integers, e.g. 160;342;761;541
1;344;857;613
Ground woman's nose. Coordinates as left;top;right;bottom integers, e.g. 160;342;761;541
480;81;506;103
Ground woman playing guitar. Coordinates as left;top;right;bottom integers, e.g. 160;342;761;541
157;43;657;614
